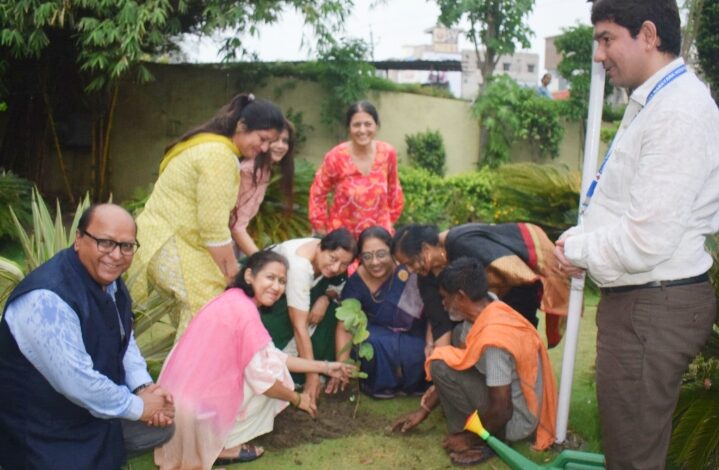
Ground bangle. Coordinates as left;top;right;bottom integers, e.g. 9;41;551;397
420;403;432;413
293;391;302;408
133;382;152;394
325;360;330;375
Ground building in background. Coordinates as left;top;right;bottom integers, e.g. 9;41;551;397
542;35;569;99
379;26;539;100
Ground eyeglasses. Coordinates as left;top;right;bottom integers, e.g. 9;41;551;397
360;249;390;263
83;231;140;255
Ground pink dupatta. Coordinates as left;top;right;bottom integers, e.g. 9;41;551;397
154;289;271;469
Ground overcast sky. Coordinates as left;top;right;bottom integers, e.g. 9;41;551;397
181;0;592;72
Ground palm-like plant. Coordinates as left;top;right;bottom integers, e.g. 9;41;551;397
491;163;581;239
248;158;314;247
0;189;177;367
0;188;90;308
668;234;719;469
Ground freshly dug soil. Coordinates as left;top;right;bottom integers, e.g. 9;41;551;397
254;388;387;450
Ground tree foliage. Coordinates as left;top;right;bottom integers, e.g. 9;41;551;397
0;0;351;93
311;39;375;129
554;24;614;122
0;0;352;202
472;74;564;167
554;25;594;121
436;0;534;91
697;0;719;102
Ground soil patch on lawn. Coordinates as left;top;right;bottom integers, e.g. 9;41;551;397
254;388;391;450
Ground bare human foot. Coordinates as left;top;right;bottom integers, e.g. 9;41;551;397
442;431;483;453
450;444;496;466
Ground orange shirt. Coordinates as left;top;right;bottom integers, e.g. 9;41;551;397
426;301;557;450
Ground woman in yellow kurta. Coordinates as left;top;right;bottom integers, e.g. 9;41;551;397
129;93;285;340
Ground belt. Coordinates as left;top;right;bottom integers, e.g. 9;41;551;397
600;272;709;294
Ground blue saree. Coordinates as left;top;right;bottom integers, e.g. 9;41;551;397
341;266;430;397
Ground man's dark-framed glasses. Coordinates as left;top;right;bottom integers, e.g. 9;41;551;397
83;231;140;255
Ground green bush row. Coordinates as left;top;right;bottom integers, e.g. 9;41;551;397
398;165;494;229
405;130;447;176
398;163;581;238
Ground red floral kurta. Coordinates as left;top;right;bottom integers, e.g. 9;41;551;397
309;140;404;238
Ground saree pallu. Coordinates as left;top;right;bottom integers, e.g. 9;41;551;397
445;223;569;347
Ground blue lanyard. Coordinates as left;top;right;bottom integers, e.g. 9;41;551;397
580;64;687;215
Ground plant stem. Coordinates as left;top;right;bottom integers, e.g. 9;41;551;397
99;84;119;199
42;91;74;204
353;378;361;419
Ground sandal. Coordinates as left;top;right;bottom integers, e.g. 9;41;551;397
214;444;264;465
449;444;496;467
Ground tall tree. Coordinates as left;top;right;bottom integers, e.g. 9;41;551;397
0;0;351;200
555;25;598;122
554;24;614;152
680;0;704;61
436;0;534;92
696;0;719;102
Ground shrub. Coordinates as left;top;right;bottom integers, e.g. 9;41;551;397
472;75;564;167
398;166;494;229
312;39;375;128
405;130;447;176
0;171;32;240
490;163;581;239
283;108;313;153
248;158;314;247
697;0;719;102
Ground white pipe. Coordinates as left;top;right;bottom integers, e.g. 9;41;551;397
555;41;606;444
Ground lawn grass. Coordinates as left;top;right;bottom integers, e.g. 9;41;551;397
127;293;602;469
0;242;601;468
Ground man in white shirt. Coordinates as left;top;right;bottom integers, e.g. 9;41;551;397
555;1;719;468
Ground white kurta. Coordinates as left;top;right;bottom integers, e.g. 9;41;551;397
224;344;294;447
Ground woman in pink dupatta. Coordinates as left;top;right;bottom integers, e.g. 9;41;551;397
155;251;355;469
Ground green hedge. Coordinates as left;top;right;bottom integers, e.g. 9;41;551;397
398;163;580;238
398;166;494;229
405;130;447;176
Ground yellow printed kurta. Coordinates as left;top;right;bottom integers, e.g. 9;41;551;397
129;139;240;340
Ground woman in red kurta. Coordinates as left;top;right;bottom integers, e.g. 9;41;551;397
309;101;404;238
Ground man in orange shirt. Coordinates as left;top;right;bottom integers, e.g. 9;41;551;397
392;257;557;466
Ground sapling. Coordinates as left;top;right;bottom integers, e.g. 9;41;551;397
334;298;374;417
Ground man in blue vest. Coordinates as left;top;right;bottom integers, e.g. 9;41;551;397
0;204;175;470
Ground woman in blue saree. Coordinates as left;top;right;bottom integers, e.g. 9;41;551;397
331;226;430;398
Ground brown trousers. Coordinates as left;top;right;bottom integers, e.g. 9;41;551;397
596;281;715;470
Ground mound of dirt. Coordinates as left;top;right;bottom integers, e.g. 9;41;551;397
254;388;388;450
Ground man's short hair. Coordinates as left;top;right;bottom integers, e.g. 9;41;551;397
77;204;137;235
77;205;97;234
438;257;489;302
591;0;681;56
